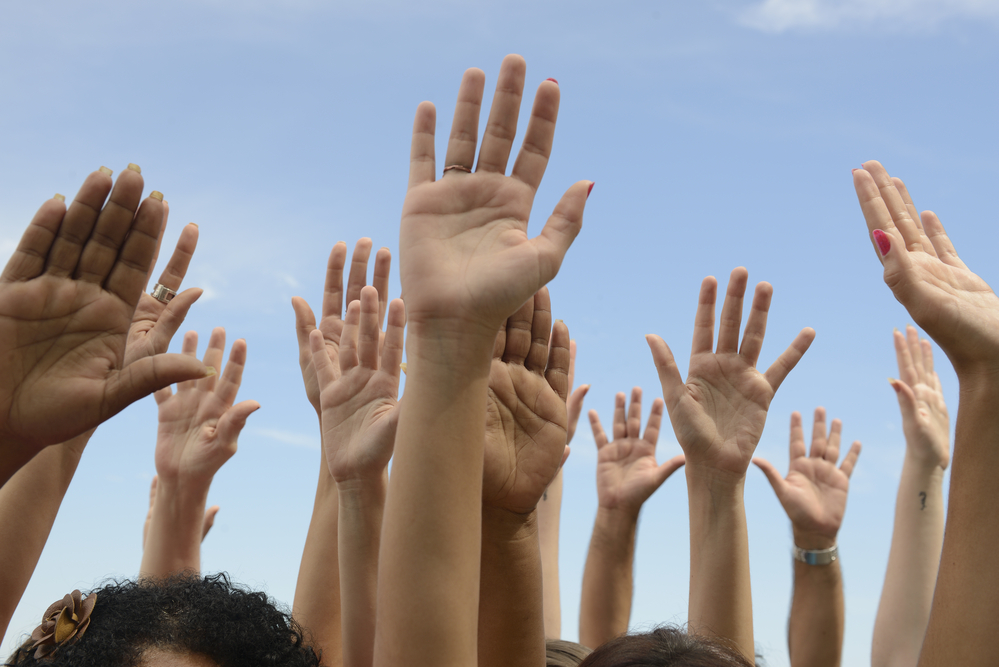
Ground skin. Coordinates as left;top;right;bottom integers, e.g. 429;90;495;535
373;54;589;667
754;409;862;667
291;238;391;667
579;388;684;649
140;328;258;579
647;267;814;661
872;327;950;667
0;168;208;487
853;161;999;666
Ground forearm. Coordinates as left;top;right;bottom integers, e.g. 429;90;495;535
0;431;89;635
139;477;210;578
788;526;843;667
293;453;342;667
374;326;494;667
872;459;945;667
537;468;563;639
918;374;999;666
686;467;754;661
478;507;545;667
337;477;385;667
579;507;638;649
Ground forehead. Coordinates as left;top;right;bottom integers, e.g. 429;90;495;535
141;647;218;667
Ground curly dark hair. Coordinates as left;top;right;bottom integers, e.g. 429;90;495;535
576;626;756;667
5;573;319;667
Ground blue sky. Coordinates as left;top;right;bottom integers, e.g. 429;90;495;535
2;1;998;664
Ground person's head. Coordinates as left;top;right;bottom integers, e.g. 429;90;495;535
576;626;755;667
547;639;592;666
6;573;319;667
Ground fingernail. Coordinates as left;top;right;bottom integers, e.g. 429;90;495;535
546;77;559;85
128;163;142;174
851;168;860;173
587;182;595;199
555;319;563;323
400;362;408;375
150;191;164;201
203;366;217;378
873;229;891;256
99;166;113;177
189;222;198;228
888;377;900;392
53;193;65;202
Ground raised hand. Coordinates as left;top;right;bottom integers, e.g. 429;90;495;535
0;167;209;468
565;340;590;446
589;388;685;516
647;267;815;477
482;287;570;515
154;328;259;487
400;54;591;337
854;161;999;374
293;238;391;417
310;285;406;483
754;409;862;547
889;325;950;470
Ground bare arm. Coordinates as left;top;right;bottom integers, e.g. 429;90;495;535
873;327;949;667
579;390;684;648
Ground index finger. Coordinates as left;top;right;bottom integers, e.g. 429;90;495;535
155;222;199;292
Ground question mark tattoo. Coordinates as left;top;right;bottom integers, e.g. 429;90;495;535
919;491;927;510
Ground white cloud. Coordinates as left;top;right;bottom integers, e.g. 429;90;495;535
250;427;318;449
740;0;999;32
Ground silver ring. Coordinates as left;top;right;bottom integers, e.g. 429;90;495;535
151;283;177;304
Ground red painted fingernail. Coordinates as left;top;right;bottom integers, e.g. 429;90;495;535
873;229;891;256
547;77;558;85
852;168;860;173
587;182;595;199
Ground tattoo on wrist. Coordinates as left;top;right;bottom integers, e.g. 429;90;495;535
919;491;927;510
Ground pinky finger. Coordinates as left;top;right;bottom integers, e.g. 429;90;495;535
589;410;608;449
380;299;407;379
839;441;863;478
922;211;968;269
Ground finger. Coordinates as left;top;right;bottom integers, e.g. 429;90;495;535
310;328;338;388
104;353;211;421
643;398;665;445
889;377;919;429
145;198;168;291
155;222;199;292
921;210;967;269
492;320;507;360
148;476;158;511
589;409;609;449
921;338;935;377
691;276;718;355
201;506;219;542
357;286;381;369
2;196;68;282
864;162;931;254
178;330;200;392
763;327;816;391
74;166;146;283
612;392;627;441
752;457;787;499
544;319;571;402
322;241;348;320
372;246;392;327
340;300;361;372
526;287;553;373
214;400;260;452
810;407;828;460
567;339;577;392
409;101;437;188
145;288;203;357
442;67;486;173
502;295;535;366
653;453;686;488
292;296;318;366
825;418;842;464
215;338;247;407
380;299;407;380
839;441;863;478
893;178;936;258
43;168;114;278
716;267;749;354
153;386;173;404
853;166;913;275
530;180;591;286
346;238;373;307
104;194;167;307
198;327;226;393
565;383;590;445
647;334;686;414
476;54;526;175
626;387;643;439
905;326;925;379
510;75;560;191
788;411;806;460
894;327;917;387
740;281;773;366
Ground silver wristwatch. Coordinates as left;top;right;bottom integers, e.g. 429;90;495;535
793;544;838;566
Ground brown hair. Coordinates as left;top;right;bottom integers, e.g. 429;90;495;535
576;626;755;667
547;639;593;667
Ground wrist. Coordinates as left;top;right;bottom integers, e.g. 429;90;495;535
902;451;948;479
791;527;837;551
594;504;642;526
686;464;746;496
406;319;497;368
481;504;539;544
154;476;211;511
337;475;388;510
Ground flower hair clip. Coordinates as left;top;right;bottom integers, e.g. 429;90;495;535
21;590;97;660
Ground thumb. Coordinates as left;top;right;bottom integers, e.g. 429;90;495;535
566;384;590;444
215;400;260;448
752;457;786;499
532;180;591;286
105;354;211;421
889;377;919;424
646;334;685;412
202;506;220;542
653;453;686;487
